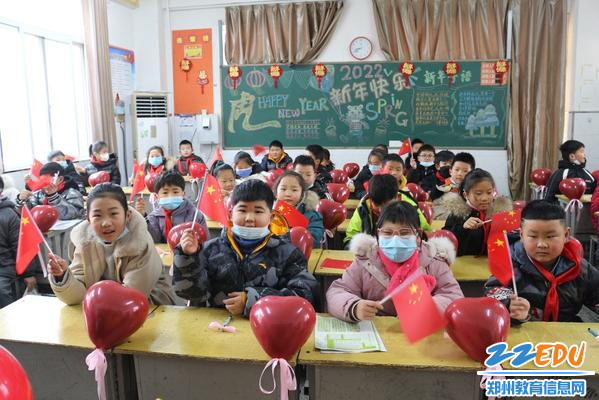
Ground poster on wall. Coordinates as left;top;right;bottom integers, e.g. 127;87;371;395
172;28;214;114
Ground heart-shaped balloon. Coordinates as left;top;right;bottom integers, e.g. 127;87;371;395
290;226;313;260
189;162;207;180
315;199;347;230
167;221;208;252
31;205;59;233
327;183;350;204
559;178;586;200
592;170;599;183
285;163;294;171
250;296;316;360
0;346;33;400
264;172;277;188
427;230;458;254
512;200;527;212
144;173;158;193
418;201;433;224
330;169;349;184
272;168;284;177
83;281;149;350
445;297;510;362
530;168;552;186
342;162;360;179
88;171;110;187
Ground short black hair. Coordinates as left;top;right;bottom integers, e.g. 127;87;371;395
323;148;331;161
434;150;455;165
376;200;420;231
452;152;476;170
212;162;235;177
368;174;399;205
154;170;185;192
273;171;306;197
417;144;436;155
521;199;565;224
459;168;495;198
294;155;316;170
40;162;66;177
234;151;255;166
412;138;424;146
231;179;275;209
374;144;389;154
87;183;128;215
269;140;283;149
368;149;386;163
89;140;108;156
382;153;404;167
179;140;193;148
47;150;65;162
559;140;585;160
306;144;325;161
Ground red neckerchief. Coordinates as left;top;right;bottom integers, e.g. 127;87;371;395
529;241;581;321
91;155;107;165
163;208;174;240
435;170;445;181
368;199;380;230
177;157;193;175
377;248;437;294
150;164;164;175
467;201;491;256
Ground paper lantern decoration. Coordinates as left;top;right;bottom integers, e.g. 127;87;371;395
228;65;242;90
494;60;509;83
444;61;460;86
399;62;415;88
197;70;209;94
268;64;283;89
180;58;192;82
312;64;327;88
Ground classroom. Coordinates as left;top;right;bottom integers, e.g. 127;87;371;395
1;0;599;399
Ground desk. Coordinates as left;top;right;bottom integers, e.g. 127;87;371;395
155;243;173;267
557;194;594;239
44;219;83;262
343;199;359;210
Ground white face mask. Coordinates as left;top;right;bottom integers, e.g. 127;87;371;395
99;153;110;162
232;224;270;240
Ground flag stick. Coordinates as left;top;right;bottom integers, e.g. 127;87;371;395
503;231;518;297
191;177;207;230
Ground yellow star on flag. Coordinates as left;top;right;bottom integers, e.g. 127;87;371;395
494;238;504;247
138;171;144;177
278;205;285;212
206;185;215;195
508;211;516;217
22;217;29;225
409;283;418;294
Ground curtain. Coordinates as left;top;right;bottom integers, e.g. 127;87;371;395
82;0;117;152
225;1;344;65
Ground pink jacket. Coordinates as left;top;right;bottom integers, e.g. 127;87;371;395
326;233;464;322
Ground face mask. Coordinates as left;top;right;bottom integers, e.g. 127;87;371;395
99;153;110;162
148;156;163;167
57;160;68;169
420;161;434;168
236;167;252;178
99;226;129;245
368;164;381;173
572;159;585;167
378;235;417;262
232;224;270;240
158;196;184;211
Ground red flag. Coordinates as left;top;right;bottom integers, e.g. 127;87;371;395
391;275;447;343
129;162;146;201
491;210;521;235
253;144;267;156
398;139;412;157
30;159;43;177
363;181;369;193
273;200;309;228
210;147;224;166
487;231;514;286
26;175;52;191
16;206;44;275
199;174;230;227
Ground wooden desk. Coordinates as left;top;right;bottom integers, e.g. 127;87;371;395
557;195;594;238
155;243;173;267
343;199;359;210
556;194;592;203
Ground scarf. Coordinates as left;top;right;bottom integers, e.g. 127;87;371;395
163;208;174;240
177;156;196;175
377;248;436;293
466;200;491;256
149;164;164;175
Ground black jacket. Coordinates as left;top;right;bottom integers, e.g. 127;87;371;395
544;160;596;202
308;179;331;200
407;164;437;193
175;155;205;176
62;161;87;195
352;165;372;199
260;153;293;171
485;241;599;322
85;154;122;185
316;165;332;186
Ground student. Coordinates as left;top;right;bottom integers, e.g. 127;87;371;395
423;150;454;195
175;140;205;177
294;155;331;200
406;144;437;192
47;183;178;305
352;149;385;199
234;151;263;179
260;140;292;171
0;174;20;204
405;138;424;170
143;145;175;175
382;153;408;190
327;201;463;322
86;140;121;185
211;162;237;203
432;152;476;219
47;150;87;195
305;144;332;185
592;186;599;262
135;171;209;244
171;179;319;316
17;162;85;220
485;200;599;322
321;148;335;172
443;169;512;256
544;140;596;202
373;143;389;154
274;171;325;247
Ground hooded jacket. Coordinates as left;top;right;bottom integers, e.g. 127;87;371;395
85;153;122;185
175;154;205;176
19;177;85;220
146;198;210;244
260;153;293;171
544;160;596;202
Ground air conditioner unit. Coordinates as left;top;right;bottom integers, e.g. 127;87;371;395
131;92;169;162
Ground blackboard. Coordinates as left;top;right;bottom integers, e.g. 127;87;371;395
220;60;509;149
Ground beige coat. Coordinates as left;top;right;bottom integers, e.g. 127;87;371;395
50;207;177;305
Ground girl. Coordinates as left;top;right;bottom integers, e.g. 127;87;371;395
327;201;463;322
352;149;385;199
233;151;263;179
442;169;512;256
144;145;175;175
47;183;178;305
211;162;236;202
86;141;122;185
274;171;324;247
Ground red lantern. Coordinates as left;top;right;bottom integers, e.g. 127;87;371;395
444;61;459;86
268;64;283;89
180;58;192;82
494;60;509;84
312;63;327;89
197;70;209;94
399;62;415;88
228;65;242;90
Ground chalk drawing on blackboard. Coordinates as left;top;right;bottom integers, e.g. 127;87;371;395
375;118;390;137
224;75;244;90
227;92;282;133
339;105;369;144
245;70;266;89
294;69;313;89
325;118;337;139
465;104;499;137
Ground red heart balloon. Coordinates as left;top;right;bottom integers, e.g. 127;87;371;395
418;201;433;224
530;168;552;186
512;200;527;211
559;178;586;200
264;172;277;188
31;205;59;233
167;221;208;252
330;169;349;184
0;346;33;400
285;163;294;171
315;199;347;230
272;168;284;177
88;171;110;187
326;183;350;204
290;226;313;260
83;281;149;350
427;230;458;253
405;183;423;199
250;296;315;360
342;162;360;179
445;297;510;362
144;173;158;193
189;162;207;180
592;170;599;183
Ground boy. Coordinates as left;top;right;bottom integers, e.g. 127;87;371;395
134;170;209;244
422;150;454;196
47;150;87;195
381;153;408;190
373;143;389;154
176;140;205;177
406;144;437;192
294;155;331;200
172;179;319;316
17;162;85;220
431;152;476;220
260;140;293;171
485;200;599;322
352;149;385;199
544;140;596;202
321;148;335;172
405;138;424;170
305;144;332;185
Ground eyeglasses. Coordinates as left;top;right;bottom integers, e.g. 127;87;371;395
377;228;417;239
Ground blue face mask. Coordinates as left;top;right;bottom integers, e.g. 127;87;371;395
148;156;163;167
232;224;270;240
368;164;381;173
158;196;184;211
420;161;434;168
236;167;253;178
378;235;418;262
57;160;68;169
